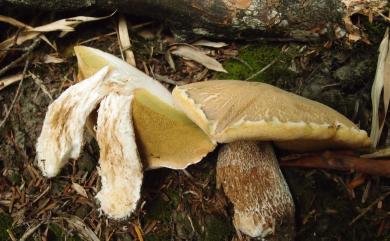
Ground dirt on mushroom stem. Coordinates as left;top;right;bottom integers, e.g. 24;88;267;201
0;11;389;241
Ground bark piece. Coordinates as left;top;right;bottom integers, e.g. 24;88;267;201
2;0;387;41
217;141;295;240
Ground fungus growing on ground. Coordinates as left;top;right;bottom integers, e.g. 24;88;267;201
172;80;371;240
36;46;214;218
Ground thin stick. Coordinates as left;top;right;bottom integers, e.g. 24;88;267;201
245;57;278;80
349;191;390;225
0;38;40;77
0;58;30;129
19;221;44;241
280;151;390;177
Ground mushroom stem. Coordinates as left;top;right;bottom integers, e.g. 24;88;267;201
216;141;295;240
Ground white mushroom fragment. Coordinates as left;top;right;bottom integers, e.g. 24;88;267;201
95;93;143;219
36;67;110;177
172;80;371;239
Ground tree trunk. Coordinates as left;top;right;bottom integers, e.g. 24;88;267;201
1;0;387;41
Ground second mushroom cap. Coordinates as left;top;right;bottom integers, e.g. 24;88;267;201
172;80;371;150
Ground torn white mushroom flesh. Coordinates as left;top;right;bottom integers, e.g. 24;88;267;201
217;141;295;240
95;93;143;219
36;66;110;177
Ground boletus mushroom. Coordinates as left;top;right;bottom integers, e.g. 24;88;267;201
172;80;371;240
36;46;215;219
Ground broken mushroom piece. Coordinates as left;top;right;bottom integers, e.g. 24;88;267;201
132;89;215;169
36;66;111;177
36;46;215;219
172;80;371;239
74;46;215;169
95;93;143;219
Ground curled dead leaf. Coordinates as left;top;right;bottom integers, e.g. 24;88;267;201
171;45;227;73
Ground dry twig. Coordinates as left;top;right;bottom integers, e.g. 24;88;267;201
0;37;40;77
0;57;31;129
349;191;390;225
280;151;390;176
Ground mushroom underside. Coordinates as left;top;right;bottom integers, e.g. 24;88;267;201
217;141;295;240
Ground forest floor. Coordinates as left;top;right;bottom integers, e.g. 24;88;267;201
0;9;389;241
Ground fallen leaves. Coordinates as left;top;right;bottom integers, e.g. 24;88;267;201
171;45;227;73
193;40;228;48
0;12;115;53
0;73;28;91
370;28;390;147
71;183;88;198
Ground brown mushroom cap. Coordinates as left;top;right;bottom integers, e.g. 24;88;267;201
172;80;371;150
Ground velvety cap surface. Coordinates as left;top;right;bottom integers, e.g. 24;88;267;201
172;80;371;150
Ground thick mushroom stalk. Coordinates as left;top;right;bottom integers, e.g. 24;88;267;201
217;141;295;240
95;93;143;219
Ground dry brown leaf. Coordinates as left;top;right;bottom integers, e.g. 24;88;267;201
0;12;115;52
361;146;390;158
171;45;227;73
370;28;390;147
0;73;28;91
32;14;114;33
43;54;65;64
0;15;32;29
118;14;136;66
71;182;88;198
193;39;228;48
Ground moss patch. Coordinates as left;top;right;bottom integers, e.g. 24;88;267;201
215;43;297;86
0;212;13;241
203;215;232;241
